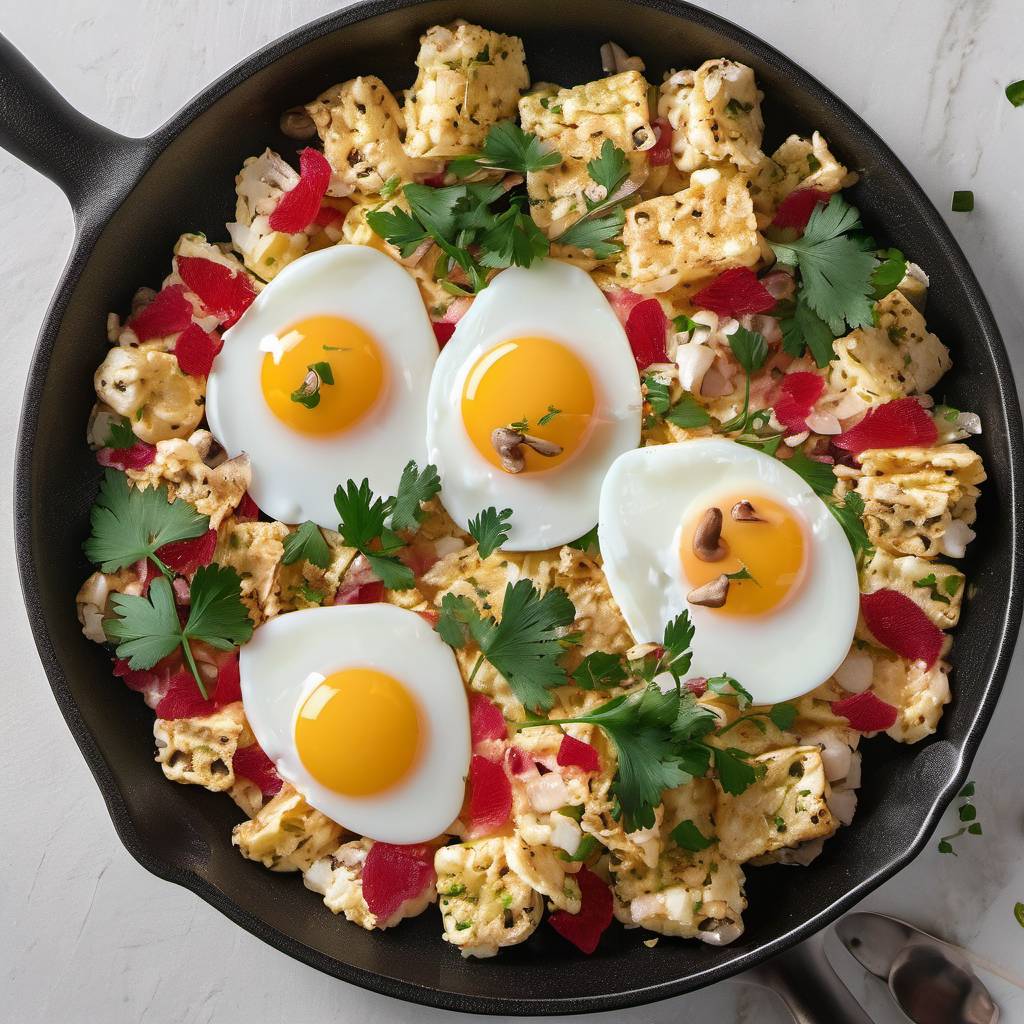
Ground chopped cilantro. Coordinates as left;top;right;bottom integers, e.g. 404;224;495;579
467;506;513;559
1015;902;1024;928
558;834;600;862
554;140;632;257
872;247;907;299
1007;81;1024;108
104;418;137;450
643;374;711;429
389;460;441;532
938;780;983;854
951;190;975;213
706;674;753;710
670;819;715;851
282;520;331;569
719;327;768;433
449;120;561;177
379;175;402;200
538;405;562;426
334;478;414;590
724;98;753;117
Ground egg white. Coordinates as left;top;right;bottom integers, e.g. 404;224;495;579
240;603;470;843
426;260;642;550
598;440;859;704
207;245;438;528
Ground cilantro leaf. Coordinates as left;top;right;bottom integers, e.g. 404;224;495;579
771;194;877;336
707;673;753;710
666;394;712;429
769;702;799;730
467;506;513;559
364;206;429;257
435;580;576;711
334;478;414;590
784;449;837;497
714;746;761;796
670;819;715;851
478;206;549;269
828;490;873;562
282;520;330;569
872;247;907;299
185;563;254;653
568;524;600;555
105;576;182;671
781;294;835;368
365;553;415;590
586;139;630;200
452;120;562;176
389;461;441;532
572;651;628;691
105;418;136;449
84;469;209;575
728;326;768;376
643;376;671;415
661;612;695;685
555;207;626;258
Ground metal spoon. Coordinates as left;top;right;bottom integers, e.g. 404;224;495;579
836;912;1000;1024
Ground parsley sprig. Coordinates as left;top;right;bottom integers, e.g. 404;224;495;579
105;565;253;698
435;579;576;711
719;326;769;434
282;521;330;569
449;120;561;178
555;140;633;258
467;506;513;559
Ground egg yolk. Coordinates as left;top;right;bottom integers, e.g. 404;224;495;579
461;336;595;472
679;492;807;617
295;668;421;796
260;315;385;436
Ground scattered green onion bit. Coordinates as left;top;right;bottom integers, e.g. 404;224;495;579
1006;80;1024;108
951;191;974;213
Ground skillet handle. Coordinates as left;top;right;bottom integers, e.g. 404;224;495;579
744;940;875;1024
0;32;149;217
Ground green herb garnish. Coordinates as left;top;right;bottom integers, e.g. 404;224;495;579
670;819;716;851
467;506;513;559
282;520;331;569
938;781;983;854
951;191;975;213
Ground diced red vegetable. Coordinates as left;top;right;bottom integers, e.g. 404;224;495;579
176;255;256;329
156;528;218;576
775;371;826;434
421;169;448;188
556;734;600;772
152;669;217;719
313;204;344;227
234;492;260;522
233;742;283;796
129;284;193;341
831;690;899;733
625;298;669;370
860;589;944;667
505;746;534;776
174;322;223;377
418;609;440;627
684;677;708;696
362;842;437;924
96;441;156;471
772;188;831;230
603;287;647;326
548;865;614;954
211;650;241;705
432;321;456;348
834;398;938;454
647;117;673;166
334;579;385;605
470;693;507;747
268;148;333;234
399;541;439;577
466;754;512;837
692;267;776;318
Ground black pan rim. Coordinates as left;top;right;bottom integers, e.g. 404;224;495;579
13;0;1024;1014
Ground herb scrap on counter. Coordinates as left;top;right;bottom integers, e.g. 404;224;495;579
937;781;983;854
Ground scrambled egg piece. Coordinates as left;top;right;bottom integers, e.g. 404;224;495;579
153;701;247;792
276;530;358;611
307;76;442;194
618;167;763;293
127;429;251;529
829;292;950;407
215;520;289;624
435;838;543;957
658;60;765;173
232;783;342;872
402;21;529;158
612;780;746;943
304;838;437;930
765;132;851;202
504;834;582;913
856;444;985;559
866;649;952;743
715;746;835;863
861;548;965;629
76;567;142;643
94;346;205;443
519;71;652;237
228;777;265;819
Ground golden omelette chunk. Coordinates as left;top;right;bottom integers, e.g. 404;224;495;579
860;548;965;629
153;701;247;792
402;21;529;158
618;167;762;293
214;520;289;625
519;71;653;237
864;649;952;744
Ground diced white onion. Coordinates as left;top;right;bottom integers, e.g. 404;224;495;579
833;648;873;693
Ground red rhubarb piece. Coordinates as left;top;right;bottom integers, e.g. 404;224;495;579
834;398;938;454
831;690;899;733
233;742;283;796
860;589;944;667
775;371;825;434
129;284;193;341
268;148;333;234
647;117;673;166
212;650;241;706
174;322;223;377
625;298;669;370
505;746;534;776
156;528;218;576
432;321;456;348
176;255;256;328
692;267;776;318
234;492;260;522
153;668;217;719
362;842;437;923
773;188;831;230
470;693;507;747
96;441;157;471
548;865;614;954
466;754;512;837
556;734;600;772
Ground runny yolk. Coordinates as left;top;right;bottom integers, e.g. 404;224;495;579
260;315;385;436
295;668;421;796
461;336;595;473
679;492;807;617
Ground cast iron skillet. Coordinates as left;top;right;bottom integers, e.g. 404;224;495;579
4;0;1022;1015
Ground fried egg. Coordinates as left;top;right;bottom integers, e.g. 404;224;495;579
426;260;642;550
207;245;438;528
240;603;470;842
598;440;858;704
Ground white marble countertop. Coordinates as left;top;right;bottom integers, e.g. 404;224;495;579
2;1;1023;1021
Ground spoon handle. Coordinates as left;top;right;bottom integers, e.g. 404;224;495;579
746;941;874;1024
